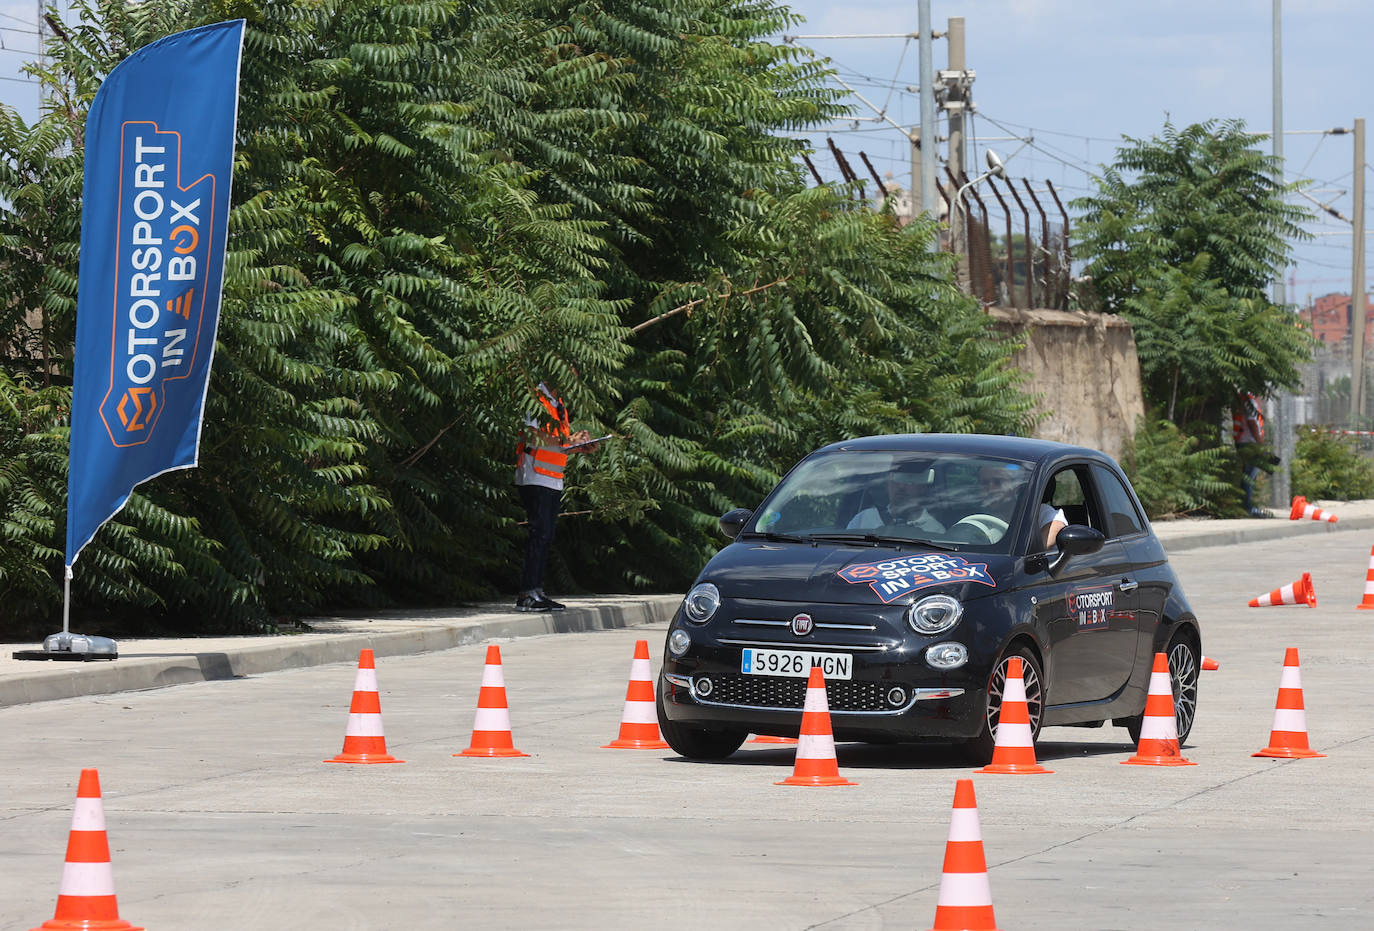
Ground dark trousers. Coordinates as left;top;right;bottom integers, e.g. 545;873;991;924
518;484;561;593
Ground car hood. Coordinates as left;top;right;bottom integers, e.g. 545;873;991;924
700;541;1016;606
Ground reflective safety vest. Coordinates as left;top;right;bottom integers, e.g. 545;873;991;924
516;384;572;486
1233;394;1264;445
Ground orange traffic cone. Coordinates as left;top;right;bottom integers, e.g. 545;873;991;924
976;656;1052;774
1248;572;1317;607
457;645;529;758
1253;647;1326;759
775;666;857;786
749;734;799;744
1357;546;1374;610
1201;656;1220;671
325;648;404;764
29;769;143;931
926;778;1001;931
1122;652;1195;766
1289;495;1338;522
602;639;669;749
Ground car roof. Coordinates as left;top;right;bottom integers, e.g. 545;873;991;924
812;433;1110;466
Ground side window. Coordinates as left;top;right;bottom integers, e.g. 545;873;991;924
1042;466;1102;533
1092;465;1145;538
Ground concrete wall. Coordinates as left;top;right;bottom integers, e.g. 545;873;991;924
987;306;1145;464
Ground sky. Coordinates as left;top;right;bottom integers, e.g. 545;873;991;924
772;0;1374;305
1;0;1371;306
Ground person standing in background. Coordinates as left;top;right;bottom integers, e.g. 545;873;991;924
1234;391;1276;517
514;380;600;611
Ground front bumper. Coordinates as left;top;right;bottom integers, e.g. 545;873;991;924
659;653;989;742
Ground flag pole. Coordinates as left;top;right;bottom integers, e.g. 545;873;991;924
63;565;72;636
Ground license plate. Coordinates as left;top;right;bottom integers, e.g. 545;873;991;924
741;648;853;680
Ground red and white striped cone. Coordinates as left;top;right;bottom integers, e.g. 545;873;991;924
926;778;1001;931
1121;652;1195;766
457;645;530;758
775;666;857;786
1201;656;1220;671
29;769;143;931
1248;572;1317;608
1357;546;1374;610
602;639;669;749
749;734;799;744
1253;647;1326;759
1288;495;1338;522
325;648;404;764
976;656;1052;774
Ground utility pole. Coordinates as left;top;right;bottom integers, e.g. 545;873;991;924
917;0;937;223
1271;0;1294;509
944;17;968;253
1353;117;1367;427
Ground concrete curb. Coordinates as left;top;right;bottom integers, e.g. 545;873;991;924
5;510;1373;710
1;594;683;710
1158;515;1374;553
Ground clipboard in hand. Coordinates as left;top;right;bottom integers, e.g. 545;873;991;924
562;433;613;452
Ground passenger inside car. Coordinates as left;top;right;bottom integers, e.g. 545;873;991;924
846;460;946;534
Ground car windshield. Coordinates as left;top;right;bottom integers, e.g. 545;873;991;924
749;449;1036;552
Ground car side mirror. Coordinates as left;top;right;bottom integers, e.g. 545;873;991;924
1026;524;1106;576
719;508;753;539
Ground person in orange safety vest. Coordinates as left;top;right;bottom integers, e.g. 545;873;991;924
1233;391;1278;517
514;380;601;611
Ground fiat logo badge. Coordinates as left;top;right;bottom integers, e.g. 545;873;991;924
791;613;814;636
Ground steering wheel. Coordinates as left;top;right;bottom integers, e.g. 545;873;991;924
949;514;1009;544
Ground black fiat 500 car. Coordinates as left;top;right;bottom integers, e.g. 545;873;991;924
657;434;1202;763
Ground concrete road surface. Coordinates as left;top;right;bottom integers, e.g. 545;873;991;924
3;531;1374;930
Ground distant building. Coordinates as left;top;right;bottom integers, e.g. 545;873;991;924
1302;292;1374;347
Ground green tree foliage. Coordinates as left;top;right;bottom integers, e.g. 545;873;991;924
0;0;1032;635
1121;416;1234;519
1291;429;1374;502
1073;119;1312;433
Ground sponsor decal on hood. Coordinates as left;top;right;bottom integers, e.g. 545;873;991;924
837;553;996;603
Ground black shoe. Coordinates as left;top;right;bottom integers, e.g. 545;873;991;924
515;593;551;612
536;589;566;611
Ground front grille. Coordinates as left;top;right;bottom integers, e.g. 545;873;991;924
706;674;897;712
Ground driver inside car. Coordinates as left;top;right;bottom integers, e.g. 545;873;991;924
846;461;946;534
976;463;1066;550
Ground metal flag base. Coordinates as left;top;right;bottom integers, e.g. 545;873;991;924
13;631;119;662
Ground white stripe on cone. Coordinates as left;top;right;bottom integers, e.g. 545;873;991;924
344;715;386;737
935;871;994;906
69;798;106;832
795;731;837;760
1272;708;1309;732
1139;671;1179;740
353;668;379;692
946;808;983;841
480;663;506;687
1279;666;1303;689
621;703;657;725
472;706;514;731
57;861;117;897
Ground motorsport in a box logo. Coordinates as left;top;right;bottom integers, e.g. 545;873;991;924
837;553;996;603
99;123;217;446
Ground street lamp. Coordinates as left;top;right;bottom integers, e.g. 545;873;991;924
952;149;1007;251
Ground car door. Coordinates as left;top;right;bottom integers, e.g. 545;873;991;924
1092;464;1166;668
1032;463;1140;707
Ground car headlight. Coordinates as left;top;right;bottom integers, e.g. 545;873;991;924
683;582;721;624
906;594;963;634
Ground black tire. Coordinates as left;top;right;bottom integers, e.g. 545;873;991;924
1124;631;1200;745
656;688;748;760
959;645;1044;765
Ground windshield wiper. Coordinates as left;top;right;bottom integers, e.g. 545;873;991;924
807;532;903;548
738;530;809;544
808;533;956;551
